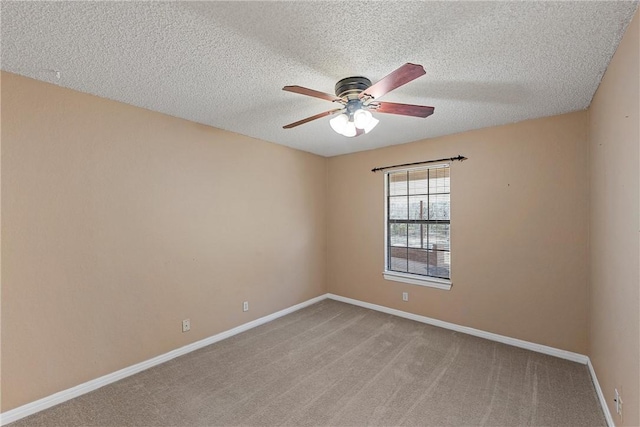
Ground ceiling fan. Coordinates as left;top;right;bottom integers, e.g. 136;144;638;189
282;63;434;137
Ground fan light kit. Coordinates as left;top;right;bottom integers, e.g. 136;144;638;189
282;63;434;138
330;110;379;136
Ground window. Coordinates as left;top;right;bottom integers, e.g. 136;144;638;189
384;165;451;290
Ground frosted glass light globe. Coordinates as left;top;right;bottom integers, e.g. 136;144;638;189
329;113;349;134
353;109;373;129
363;117;379;134
342;121;357;137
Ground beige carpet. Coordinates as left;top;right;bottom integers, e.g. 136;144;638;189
10;299;605;426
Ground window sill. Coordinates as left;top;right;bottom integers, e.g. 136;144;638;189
383;271;452;291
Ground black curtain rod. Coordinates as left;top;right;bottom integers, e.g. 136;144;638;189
371;155;467;172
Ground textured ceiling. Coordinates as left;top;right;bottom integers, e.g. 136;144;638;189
2;1;638;157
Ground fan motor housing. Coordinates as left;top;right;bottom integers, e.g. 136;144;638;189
335;76;372;99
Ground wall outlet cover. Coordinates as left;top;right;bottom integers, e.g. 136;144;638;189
614;388;622;415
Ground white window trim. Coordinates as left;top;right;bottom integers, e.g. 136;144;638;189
383;164;452;291
383;271;452;290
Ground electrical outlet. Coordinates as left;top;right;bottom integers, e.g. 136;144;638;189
182;319;190;332
243;301;249;312
402;292;408;302
614;388;622;416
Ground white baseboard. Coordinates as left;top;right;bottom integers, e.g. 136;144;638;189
2;293;611;426
588;358;615;427
327;293;589;364
0;294;328;426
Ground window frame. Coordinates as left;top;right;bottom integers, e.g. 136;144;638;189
383;164;452;291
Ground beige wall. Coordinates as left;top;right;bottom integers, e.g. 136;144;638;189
588;9;639;427
0;72;327;411
327;111;590;354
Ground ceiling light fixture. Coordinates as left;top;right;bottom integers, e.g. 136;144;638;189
329;107;379;137
327;77;380;138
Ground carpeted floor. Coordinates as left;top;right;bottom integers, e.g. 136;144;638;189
10;299;605;426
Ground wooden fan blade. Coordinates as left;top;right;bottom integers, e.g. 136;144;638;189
359;63;426;100
283;108;343;129
372;102;434;118
283;85;343;102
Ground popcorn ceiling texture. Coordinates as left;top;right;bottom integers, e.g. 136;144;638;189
1;1;637;157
